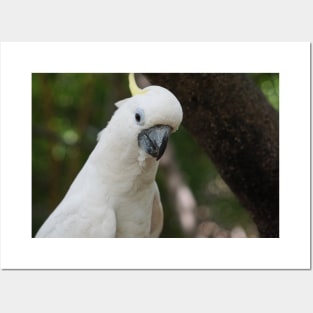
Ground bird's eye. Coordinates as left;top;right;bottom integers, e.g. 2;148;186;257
134;108;145;126
135;113;141;122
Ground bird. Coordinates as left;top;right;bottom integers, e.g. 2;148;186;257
35;74;183;238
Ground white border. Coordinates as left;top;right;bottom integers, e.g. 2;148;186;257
0;42;310;269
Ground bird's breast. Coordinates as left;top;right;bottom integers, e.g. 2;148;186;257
114;184;155;237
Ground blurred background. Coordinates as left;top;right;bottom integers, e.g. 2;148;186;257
32;73;279;238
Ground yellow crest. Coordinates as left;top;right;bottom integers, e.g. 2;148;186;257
128;73;147;96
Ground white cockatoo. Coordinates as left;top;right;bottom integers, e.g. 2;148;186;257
35;74;183;238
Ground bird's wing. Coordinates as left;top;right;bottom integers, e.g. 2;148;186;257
35;157;118;238
149;182;164;237
35;200;117;238
36;205;117;238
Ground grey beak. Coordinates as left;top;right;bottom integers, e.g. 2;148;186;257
138;125;172;161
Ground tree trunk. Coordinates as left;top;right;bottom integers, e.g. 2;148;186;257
144;74;279;238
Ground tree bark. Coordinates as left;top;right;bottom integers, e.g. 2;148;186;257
144;74;279;238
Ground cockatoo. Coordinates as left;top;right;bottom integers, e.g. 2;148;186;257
35;74;183;238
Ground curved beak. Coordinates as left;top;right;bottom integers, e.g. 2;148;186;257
138;125;172;161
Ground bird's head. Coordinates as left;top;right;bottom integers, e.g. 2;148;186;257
107;74;183;162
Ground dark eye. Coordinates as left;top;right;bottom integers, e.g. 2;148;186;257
135;113;141;123
134;108;145;126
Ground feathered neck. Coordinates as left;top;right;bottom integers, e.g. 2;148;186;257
89;126;159;192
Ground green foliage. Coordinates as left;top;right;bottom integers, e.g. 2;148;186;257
250;73;279;110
